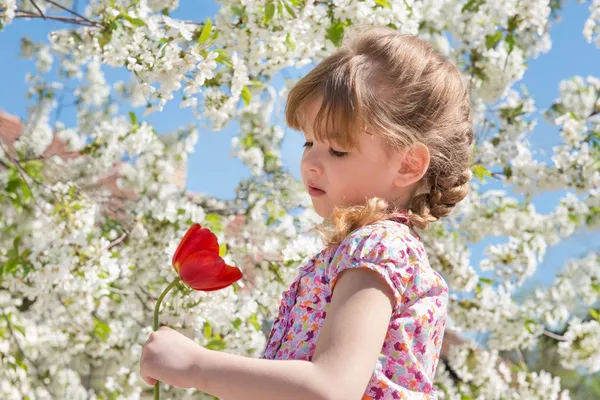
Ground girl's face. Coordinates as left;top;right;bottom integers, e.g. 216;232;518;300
300;99;426;219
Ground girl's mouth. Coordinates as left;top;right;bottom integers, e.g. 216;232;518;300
308;186;326;197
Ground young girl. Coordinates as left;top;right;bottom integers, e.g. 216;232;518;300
140;26;473;399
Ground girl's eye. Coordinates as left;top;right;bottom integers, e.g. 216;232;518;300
303;141;313;148
329;148;348;157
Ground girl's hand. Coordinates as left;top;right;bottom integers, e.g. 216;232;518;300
140;325;205;389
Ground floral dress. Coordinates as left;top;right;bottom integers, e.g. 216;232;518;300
261;216;448;399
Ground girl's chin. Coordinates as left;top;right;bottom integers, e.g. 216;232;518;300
311;202;331;219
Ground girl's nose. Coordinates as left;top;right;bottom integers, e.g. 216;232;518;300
302;151;323;176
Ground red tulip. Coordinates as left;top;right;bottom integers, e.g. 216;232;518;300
151;223;242;399
172;224;242;291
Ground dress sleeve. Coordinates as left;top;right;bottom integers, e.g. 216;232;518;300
327;222;417;310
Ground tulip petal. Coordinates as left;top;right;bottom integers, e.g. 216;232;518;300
201;264;243;292
172;224;220;269
178;250;241;291
173;224;200;267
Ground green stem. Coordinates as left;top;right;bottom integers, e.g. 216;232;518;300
153;277;181;400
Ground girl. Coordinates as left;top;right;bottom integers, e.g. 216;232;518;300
140;26;474;400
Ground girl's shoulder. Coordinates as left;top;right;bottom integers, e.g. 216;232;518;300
326;219;443;312
333;218;426;265
343;218;420;247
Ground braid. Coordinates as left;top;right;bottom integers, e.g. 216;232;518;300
408;168;472;230
285;28;477;233
409;112;474;230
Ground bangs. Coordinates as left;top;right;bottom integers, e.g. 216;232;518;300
286;53;368;149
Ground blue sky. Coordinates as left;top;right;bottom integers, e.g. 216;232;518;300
1;1;598;290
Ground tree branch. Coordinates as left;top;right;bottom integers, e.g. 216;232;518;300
543;329;568;341
0;140;50;216
15;11;96;27
43;0;99;27
29;0;46;19
2;311;55;397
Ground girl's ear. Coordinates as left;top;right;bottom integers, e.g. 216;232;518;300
392;143;430;188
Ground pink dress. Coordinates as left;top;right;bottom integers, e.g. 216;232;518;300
261;216;448;399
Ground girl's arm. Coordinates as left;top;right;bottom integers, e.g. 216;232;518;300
194;267;395;400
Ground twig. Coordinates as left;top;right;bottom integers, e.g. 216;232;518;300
43;0;98;27
15;11;96;27
135;291;153;313
543;329;568;341
84;231;130;266
515;348;528;370
107;232;129;250
2;311;55;397
56;295;88;331
30;0;46;19
0;141;50;216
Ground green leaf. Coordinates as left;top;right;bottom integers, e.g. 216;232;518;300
232;6;245;16
22;263;32;277
219;243;227;257
507;15;520;32
506;33;516;54
203;322;212;338
241;86;252;106
242;134;255;149
206;338;226;350
2;258;18;275
327;22;346;47
198;17;212;44
93;318;111;342
503;166;513;179
473;164;492;182
500;103;525;120
128;111;137;126
124;16;146;27
591;282;600;295
374;0;391;7
590;309;599;321
14;351;27;371
99;28;113;48
232;318;243;329
461;0;484;12
248;79;265;88
248;313;261;331
285;33;296;51
479;277;494;285
23;160;43;181
284;2;296;17
524;319;537;334
485;31;503;50
20;181;31;201
13;324;25;337
213;49;231;66
264;1;276;24
6;178;21;194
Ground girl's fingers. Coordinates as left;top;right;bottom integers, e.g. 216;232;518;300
142;375;157;386
140;345;157;386
140;362;157;385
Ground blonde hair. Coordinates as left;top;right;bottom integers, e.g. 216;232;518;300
286;26;474;248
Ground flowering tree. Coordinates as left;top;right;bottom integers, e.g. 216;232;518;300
1;0;599;399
